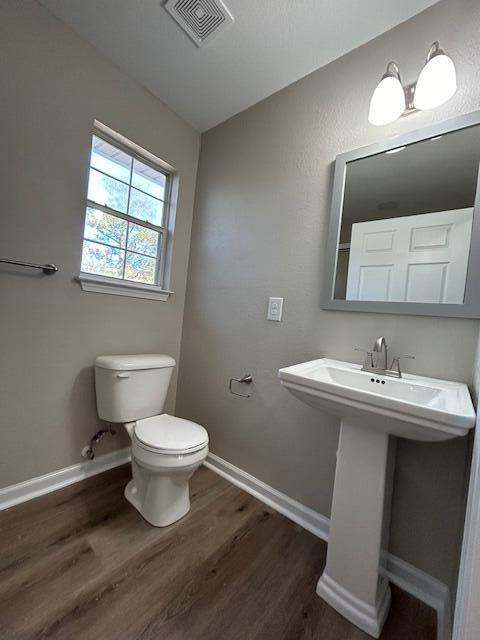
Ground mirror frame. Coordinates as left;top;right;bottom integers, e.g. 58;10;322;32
323;110;480;318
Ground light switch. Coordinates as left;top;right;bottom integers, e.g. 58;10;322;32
267;297;284;321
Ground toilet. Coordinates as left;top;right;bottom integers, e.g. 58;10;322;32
94;354;209;527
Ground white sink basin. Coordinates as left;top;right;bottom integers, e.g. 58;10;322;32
279;357;476;637
279;358;475;441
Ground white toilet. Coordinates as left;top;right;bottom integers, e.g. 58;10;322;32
94;354;209;527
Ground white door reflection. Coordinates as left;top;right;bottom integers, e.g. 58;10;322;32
345;208;473;303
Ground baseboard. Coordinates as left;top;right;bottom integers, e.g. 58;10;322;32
0;448;131;511
384;554;452;640
205;452;451;640
204;451;330;540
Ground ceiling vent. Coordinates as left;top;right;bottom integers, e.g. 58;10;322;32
164;0;234;47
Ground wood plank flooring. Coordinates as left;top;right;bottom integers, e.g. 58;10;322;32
0;464;436;640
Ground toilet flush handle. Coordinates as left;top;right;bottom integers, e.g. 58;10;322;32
116;372;130;379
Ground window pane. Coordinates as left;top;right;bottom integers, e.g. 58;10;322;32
132;159;166;200
87;168;129;213
90;136;131;183
81;240;125;278
84;208;127;248
127;222;159;257
128;188;164;226
125;252;157;285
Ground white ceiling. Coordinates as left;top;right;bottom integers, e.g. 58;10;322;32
40;0;440;132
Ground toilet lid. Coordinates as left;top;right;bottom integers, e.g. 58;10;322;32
134;414;208;454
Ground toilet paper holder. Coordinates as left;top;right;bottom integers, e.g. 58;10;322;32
229;374;253;398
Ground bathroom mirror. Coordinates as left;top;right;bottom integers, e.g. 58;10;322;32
323;111;480;318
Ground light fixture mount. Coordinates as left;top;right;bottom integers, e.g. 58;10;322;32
426;41;444;62
382;61;401;82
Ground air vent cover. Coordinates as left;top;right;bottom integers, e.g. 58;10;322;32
164;0;234;47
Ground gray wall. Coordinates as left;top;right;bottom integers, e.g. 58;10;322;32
0;0;200;486
178;0;480;587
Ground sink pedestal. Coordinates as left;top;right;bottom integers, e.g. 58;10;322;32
317;419;396;638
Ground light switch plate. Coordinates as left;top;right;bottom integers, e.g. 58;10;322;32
267;297;284;321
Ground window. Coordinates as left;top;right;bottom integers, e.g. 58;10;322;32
78;126;174;300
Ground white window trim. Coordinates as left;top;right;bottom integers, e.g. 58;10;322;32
77;121;178;302
77;272;173;301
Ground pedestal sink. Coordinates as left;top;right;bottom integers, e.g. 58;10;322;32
279;358;475;638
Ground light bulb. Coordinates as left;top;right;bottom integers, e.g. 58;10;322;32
414;43;457;110
368;64;406;126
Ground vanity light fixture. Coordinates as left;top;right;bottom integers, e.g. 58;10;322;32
368;41;456;126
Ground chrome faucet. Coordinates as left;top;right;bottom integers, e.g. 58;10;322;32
373;336;388;371
355;337;415;378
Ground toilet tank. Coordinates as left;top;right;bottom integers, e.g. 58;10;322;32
94;354;175;423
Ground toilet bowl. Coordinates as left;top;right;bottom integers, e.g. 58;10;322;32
94;354;209;527
125;414;208;527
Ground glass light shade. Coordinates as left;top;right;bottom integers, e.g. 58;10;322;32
414;54;457;110
368;75;406;126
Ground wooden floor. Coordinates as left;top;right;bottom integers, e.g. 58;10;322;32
0;465;436;640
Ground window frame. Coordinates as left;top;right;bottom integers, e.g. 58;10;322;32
77;122;176;301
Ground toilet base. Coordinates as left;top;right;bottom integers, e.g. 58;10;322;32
125;473;191;528
124;440;208;528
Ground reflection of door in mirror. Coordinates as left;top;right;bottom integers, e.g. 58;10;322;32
345;208;473;303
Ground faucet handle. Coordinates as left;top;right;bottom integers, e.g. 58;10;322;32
389;354;415;377
355;347;374;368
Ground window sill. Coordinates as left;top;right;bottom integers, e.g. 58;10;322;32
77;273;173;301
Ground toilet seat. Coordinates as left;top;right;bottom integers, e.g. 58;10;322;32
134;414;209;455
